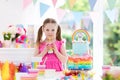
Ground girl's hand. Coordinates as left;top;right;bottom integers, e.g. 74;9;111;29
47;44;52;50
51;43;58;53
43;45;49;53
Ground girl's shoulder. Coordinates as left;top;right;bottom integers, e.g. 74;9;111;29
39;41;46;47
55;40;64;45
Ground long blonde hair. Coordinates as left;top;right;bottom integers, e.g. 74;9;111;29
36;18;62;45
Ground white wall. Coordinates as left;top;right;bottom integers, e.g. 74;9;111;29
0;0;22;39
0;0;65;41
0;0;38;40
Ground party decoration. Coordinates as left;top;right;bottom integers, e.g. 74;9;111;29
89;0;97;11
31;57;42;68
1;61;10;80
0;62;3;78
23;0;32;9
105;9;117;23
68;0;76;9
81;15;91;29
52;0;57;7
27;25;34;48
72;11;83;24
72;29;90;42
33;0;37;5
9;62;16;80
18;63;28;72
89;12;98;25
107;0;116;9
40;2;50;17
56;8;66;22
67;29;93;70
68;20;75;28
15;24;30;48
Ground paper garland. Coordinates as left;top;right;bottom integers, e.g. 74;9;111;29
89;0;97;11
105;9;118;23
52;0;57;7
72;11;83;23
68;0;76;9
107;0;116;10
56;8;66;22
23;0;32;9
33;0;37;5
40;2;50;17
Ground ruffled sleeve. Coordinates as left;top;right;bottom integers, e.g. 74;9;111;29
38;42;46;53
55;40;64;51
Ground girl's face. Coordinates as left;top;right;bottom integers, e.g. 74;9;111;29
43;23;58;40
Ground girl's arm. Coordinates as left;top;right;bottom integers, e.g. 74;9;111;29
34;45;48;57
53;43;67;64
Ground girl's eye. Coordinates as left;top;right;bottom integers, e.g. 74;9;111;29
52;29;55;31
46;29;49;31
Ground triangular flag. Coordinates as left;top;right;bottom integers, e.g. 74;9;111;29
33;0;37;5
68;20;75;28
56;8;66;22
107;0;116;9
40;3;50;17
23;0;32;9
105;9;116;23
52;0;57;7
72;11;83;24
61;12;74;22
68;0;76;9
81;16;91;29
81;15;93;32
89;0;97;11
89;12;98;25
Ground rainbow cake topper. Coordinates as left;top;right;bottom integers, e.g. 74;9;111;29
72;29;90;42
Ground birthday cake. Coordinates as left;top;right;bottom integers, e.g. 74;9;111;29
67;29;93;70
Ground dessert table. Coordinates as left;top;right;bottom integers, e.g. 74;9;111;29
15;71;64;80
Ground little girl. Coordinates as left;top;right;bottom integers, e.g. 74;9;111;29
34;18;67;71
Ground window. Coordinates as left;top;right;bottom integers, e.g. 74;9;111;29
103;0;120;66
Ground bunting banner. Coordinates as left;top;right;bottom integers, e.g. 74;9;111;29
105;9;117;23
68;20;75;28
68;0;76;9
72;11;84;24
61;12;74;28
23;0;32;9
33;0;37;5
89;0;97;11
107;0;116;9
40;2;50;17
81;16;91;29
56;8;66;22
52;0;57;7
89;12;98;25
81;15;93;32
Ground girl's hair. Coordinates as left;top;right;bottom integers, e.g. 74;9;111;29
36;18;62;45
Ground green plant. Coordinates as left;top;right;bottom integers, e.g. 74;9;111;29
60;0;90;11
62;34;72;50
104;23;120;65
102;73;115;80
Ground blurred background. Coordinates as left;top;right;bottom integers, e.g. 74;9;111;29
0;0;120;67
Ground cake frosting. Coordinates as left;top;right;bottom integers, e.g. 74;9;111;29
67;29;93;70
